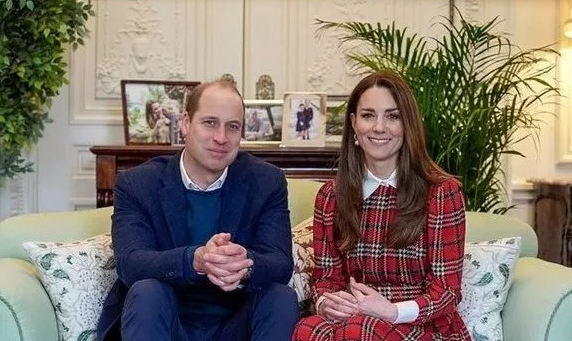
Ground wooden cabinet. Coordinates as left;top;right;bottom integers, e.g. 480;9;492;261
528;178;572;267
90;145;340;208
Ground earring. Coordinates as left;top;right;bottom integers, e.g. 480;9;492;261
353;133;359;146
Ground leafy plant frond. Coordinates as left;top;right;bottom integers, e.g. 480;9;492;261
317;10;559;213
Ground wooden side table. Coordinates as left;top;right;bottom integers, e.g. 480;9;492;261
90;145;340;208
528;178;572;266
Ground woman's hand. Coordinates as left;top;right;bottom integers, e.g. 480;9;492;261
349;277;398;322
318;290;361;322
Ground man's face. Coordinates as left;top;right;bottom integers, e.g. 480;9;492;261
180;85;244;182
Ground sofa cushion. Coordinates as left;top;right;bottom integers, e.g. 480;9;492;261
289;217;314;314
457;237;522;341
22;233;116;341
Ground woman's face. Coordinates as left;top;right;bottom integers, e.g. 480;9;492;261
351;86;403;177
151;102;161;117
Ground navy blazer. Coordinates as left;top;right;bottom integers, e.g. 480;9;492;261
96;151;293;340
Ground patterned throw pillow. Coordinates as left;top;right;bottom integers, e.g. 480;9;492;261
289;217;314;315
22;233;116;341
457;237;522;341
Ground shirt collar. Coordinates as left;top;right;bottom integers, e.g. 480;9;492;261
179;150;228;191
363;167;397;199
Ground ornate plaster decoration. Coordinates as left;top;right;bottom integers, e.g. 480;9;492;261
463;0;480;24
220;73;238;88
255;75;275;100
96;0;185;97
307;0;367;94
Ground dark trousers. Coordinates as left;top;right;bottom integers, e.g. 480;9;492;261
121;279;299;341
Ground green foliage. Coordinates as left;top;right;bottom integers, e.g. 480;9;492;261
317;12;560;213
0;0;94;182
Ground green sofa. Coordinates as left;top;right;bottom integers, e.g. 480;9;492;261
1;178;572;341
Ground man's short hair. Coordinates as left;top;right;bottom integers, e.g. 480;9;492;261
185;80;245;120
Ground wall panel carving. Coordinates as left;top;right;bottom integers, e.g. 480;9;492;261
307;0;449;95
69;0;242;125
95;0;187;98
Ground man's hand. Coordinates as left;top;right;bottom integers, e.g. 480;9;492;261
318;291;360;322
349;277;397;322
193;233;253;291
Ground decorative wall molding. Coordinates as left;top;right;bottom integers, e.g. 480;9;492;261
307;0;368;94
462;0;481;23
70;0;191;125
557;48;572;163
0;163;38;220
76;148;97;176
95;0;186;98
510;180;535;203
70;198;98;211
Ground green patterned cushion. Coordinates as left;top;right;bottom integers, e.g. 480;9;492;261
458;237;522;341
22;233;116;341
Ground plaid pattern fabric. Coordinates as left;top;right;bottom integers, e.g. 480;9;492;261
293;178;470;340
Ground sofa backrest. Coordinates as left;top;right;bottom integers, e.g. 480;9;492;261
287;178;323;227
465;211;538;257
0;178;324;261
0;207;113;260
0;178;538;260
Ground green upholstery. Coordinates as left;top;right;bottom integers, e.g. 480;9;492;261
0;207;113;261
1;179;572;341
286;178;323;227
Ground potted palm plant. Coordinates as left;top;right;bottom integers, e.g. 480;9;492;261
317;12;559;213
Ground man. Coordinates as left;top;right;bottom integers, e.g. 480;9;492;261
97;80;299;341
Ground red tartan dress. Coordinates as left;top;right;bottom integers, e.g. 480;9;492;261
292;178;471;341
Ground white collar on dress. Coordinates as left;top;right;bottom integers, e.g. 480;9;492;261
363;168;397;199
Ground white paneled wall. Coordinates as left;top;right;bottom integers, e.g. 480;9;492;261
0;0;569;225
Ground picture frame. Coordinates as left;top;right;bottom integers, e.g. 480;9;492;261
120;79;200;145
281;92;327;147
171;113;185;147
241;99;284;146
325;95;349;145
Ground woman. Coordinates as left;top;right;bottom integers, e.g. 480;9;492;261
292;70;470;341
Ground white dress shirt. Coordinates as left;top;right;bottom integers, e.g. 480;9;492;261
179;150;227;191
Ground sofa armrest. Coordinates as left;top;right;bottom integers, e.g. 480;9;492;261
0;258;58;341
502;257;572;341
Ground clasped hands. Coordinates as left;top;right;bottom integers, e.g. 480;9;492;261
193;233;253;292
318;277;398;322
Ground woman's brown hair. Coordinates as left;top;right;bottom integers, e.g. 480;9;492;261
334;70;451;251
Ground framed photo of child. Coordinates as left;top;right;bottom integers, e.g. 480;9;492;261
281;92;327;147
120;79;200;145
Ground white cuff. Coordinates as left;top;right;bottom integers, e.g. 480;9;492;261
393;300;419;324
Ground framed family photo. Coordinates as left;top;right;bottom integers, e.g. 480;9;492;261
242;99;284;145
281;92;327;147
120;79;200;145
